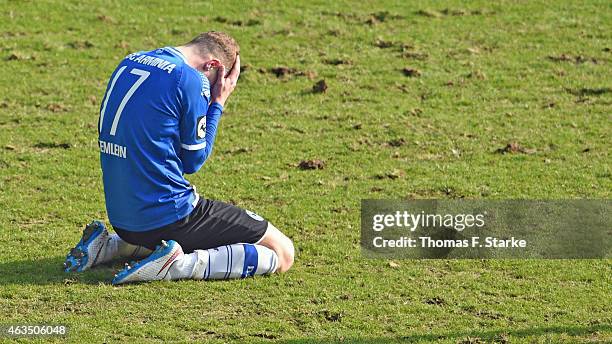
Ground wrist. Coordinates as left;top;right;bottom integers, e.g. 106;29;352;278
210;101;225;112
212;98;225;107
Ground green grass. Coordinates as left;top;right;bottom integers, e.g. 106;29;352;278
0;0;610;342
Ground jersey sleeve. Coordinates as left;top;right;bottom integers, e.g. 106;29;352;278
178;69;224;174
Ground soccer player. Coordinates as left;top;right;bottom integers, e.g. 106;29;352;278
64;32;294;284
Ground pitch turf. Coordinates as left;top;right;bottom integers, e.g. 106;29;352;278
0;1;610;343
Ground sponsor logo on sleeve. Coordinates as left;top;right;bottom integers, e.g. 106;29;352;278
246;210;265;222
197;116;206;139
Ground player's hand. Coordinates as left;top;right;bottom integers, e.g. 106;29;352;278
211;55;240;107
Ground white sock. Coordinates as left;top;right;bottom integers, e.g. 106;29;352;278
115;234;152;259
167;244;278;280
99;234;152;264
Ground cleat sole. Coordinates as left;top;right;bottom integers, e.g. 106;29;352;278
64;220;107;273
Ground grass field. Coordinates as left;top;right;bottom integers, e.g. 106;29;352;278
0;0;610;342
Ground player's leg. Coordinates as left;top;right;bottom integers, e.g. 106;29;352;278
256;222;295;273
169;201;293;280
112;238;279;284
112;199;293;284
165;221;293;281
64;221;152;272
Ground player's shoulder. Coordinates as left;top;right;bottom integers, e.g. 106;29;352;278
121;47;186;80
178;62;211;100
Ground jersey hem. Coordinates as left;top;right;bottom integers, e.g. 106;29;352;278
110;204;195;232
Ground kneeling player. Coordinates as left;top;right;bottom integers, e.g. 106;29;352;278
64;32;294;284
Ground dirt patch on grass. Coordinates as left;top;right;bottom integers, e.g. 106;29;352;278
251;333;278;340
566;87;610;97
269;66;296;78
97;15;116;23
401;51;428;60
402;68;422;77
415;9;442;18
323;58;351;65
68;40;94;49
365;11;404;25
387;138;406;147
320;309;343;322
33;142;72;149
320;10;361;23
298;159;326;170
267;67;317;80
374;38;396;49
312;80;328;93
214;17;261;26
416;8;491;18
375;170;404;180
374;39;425;60
46;103;69;113
5;52;34;61
547;54;601;64
2;31;27;38
441;8;486;16
223;147;251;155
424;297;445;306
495;142;536;155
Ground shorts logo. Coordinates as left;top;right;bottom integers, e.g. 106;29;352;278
197;116;206;139
245;210;264;222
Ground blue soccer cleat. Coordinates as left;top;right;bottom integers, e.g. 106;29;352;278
64;220;110;273
112;240;183;285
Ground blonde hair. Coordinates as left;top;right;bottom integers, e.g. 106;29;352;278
186;31;239;70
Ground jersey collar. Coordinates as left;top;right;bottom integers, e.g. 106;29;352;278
164;46;211;99
165;46;188;64
200;71;211;99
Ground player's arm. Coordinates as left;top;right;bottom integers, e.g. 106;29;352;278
210;55;240;107
178;72;223;175
178;56;240;174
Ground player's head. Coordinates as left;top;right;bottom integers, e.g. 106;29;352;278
184;31;239;82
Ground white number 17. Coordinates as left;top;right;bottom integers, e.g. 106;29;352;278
99;67;150;135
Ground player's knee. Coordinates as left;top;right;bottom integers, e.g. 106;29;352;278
276;238;294;273
259;222;295;273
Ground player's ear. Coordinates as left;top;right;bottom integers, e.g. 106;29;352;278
203;59;222;71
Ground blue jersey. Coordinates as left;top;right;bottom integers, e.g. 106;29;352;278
98;47;223;231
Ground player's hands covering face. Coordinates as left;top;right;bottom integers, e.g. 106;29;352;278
211;55;240;107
